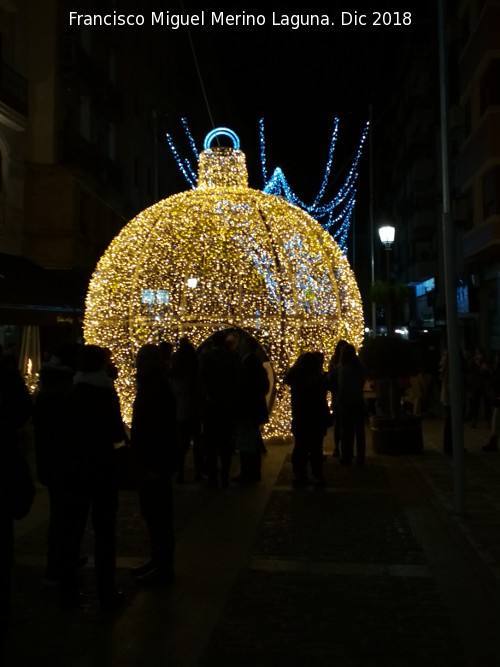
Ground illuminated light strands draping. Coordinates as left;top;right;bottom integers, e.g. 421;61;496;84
84;130;364;436
259;117;268;184
166;119;369;252
165;130;196;188
181;117;199;160
310;118;339;208
261;118;370;252
168;120;369;249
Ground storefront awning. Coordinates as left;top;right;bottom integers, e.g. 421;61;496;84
0;252;87;325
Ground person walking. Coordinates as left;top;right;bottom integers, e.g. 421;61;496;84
200;331;241;489
337;343;366;466
467;347;491;427
327;340;348;457
171;337;205;482
58;345;126;608
33;343;81;585
233;337;269;483
130;344;177;586
285;352;329;488
483;356;500;452
0;345;34;653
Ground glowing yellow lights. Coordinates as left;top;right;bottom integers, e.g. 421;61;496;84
84;141;365;436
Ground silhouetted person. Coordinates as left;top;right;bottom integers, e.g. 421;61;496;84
200;331;241;489
33;343;81;585
102;347;119;381
337;344;366;465
130;344;177;585
439;351;452;455
439;349;466;456
158;340;174;378
483;355;500;452
58;345;125;608
466;347;491;426
171;337;204;482
233;337;269;483
0;344;34;653
328;340;348;457
285;352;329;488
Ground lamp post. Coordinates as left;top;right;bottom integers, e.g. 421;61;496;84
438;0;465;514
378;224;395;336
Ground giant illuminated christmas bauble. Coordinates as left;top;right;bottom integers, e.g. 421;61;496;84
84;129;364;436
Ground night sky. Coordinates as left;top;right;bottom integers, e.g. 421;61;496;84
162;0;433;201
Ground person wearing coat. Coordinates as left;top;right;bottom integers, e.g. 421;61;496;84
33;343;80;585
58;345;126;608
337;344;366;465
170;337;205;482
233;337;269;483
130;344;177;586
199;331;241;488
327;340;348;457
483;358;500;452
285;352;329;488
0;345;34;652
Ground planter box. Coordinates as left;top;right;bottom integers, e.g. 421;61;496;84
370;415;423;455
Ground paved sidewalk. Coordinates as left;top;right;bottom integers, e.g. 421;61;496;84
4;416;500;666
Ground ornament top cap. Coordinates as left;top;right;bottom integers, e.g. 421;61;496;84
198;127;248;189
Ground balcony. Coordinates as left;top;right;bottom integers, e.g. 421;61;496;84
60;38;122;121
459;4;500;89
408;260;438;283
0;62;28;116
458;110;500;186
62;131;123;190
463;217;500;264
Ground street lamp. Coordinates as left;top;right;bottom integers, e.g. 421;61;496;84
378;224;395;281
378;225;395;248
378;224;396;335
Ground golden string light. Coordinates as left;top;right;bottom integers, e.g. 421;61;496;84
84;135;364;436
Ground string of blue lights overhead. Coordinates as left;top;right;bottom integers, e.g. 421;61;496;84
166;118;370;253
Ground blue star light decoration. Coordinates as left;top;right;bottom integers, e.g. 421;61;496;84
166;118;370;253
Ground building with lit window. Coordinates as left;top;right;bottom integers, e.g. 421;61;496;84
455;0;500;350
0;0;173;361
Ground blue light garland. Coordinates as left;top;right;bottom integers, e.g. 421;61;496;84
259;118;268;184
181;117;199;160
166;118;370;253
165;129;197;188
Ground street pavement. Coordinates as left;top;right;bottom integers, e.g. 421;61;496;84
4;415;500;666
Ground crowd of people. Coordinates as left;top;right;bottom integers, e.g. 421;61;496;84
0;331;272;625
285;341;367;488
440;346;500;454
0;344;34;652
2;331;500;638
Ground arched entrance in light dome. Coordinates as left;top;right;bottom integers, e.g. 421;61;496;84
196;325;277;417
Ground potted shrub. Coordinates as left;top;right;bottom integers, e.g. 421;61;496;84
359;336;423;455
369;280;410;337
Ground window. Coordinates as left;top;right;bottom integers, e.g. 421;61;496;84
482;166;500;219
480;59;500;114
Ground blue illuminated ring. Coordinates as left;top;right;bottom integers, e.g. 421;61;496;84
203;127;240;151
